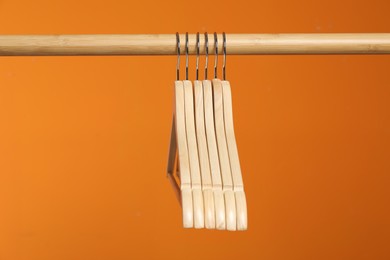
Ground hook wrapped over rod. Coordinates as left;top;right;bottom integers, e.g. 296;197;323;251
0;33;389;56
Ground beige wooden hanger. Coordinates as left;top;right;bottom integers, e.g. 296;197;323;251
211;33;237;231
193;33;215;229
221;33;248;230
167;32;247;230
202;33;227;229
167;34;194;228
194;80;214;228
212;78;237;231
172;80;194;228
183;34;205;228
203;79;227;229
183;79;205;228
221;80;247;230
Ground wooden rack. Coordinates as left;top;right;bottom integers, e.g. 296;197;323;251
0;34;389;56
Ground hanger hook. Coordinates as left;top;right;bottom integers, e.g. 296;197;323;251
214;32;218;79
223;32;227;80
176;32;180;80
196;32;200;80
185;32;189;80
204;32;208;80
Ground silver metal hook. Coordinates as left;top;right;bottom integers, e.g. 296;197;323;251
185;32;189;80
214;32;218;79
196;32;200;80
223;32;227;80
176;32;180;80
204;32;209;80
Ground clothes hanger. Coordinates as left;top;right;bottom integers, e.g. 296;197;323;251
193;33;215;229
167;33;193;228
220;32;248;230
167;32;246;230
183;33;205;228
211;33;237;231
202;33;226;230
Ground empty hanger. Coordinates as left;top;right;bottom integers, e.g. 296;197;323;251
211;33;237;231
203;32;226;229
167;32;247;230
193;33;215;228
167;33;193;228
220;32;248;230
183;33;205;228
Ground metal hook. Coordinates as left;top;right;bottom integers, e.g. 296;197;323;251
185;32;189;80
196;32;200;80
214;32;218;79
176;32;180;80
204;32;209;80
223;32;227;80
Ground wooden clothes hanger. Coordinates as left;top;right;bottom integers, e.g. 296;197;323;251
221;80;248;230
183;78;205;228
167;33;206;229
203;79;227;229
212;78;237;231
201;33;226;229
167;34;194;228
169;80;194;228
220;33;247;230
194;79;215;228
167;32;247;230
211;34;237;230
194;33;216;229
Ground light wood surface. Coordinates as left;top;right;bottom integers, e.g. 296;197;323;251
225;191;237;231
212;79;237;231
0;34;389;55
183;80;204;229
169;79;248;230
235;191;248;231
194;80;215;229
221;81;244;188
202;190;215;229
167;116;177;176
174;81;193;228
203;80;226;229
194;81;213;190
221;80;248;231
212;79;234;189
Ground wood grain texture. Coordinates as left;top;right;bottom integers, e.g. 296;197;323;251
221;81;244;188
183;80;204;229
167;116;177;176
213;190;226;230
202;190;215;229
194;81;213;189
174;81;193;228
212;79;236;231
235;191;248;231
222;80;248;231
0;34;389;55
212;79;234;190
225;191;237;231
194;80;215;229
203;80;226;229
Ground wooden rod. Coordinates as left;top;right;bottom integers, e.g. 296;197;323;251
0;34;389;56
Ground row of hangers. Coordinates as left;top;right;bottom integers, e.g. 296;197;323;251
167;32;247;231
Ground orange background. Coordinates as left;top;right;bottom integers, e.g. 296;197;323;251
0;0;390;259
